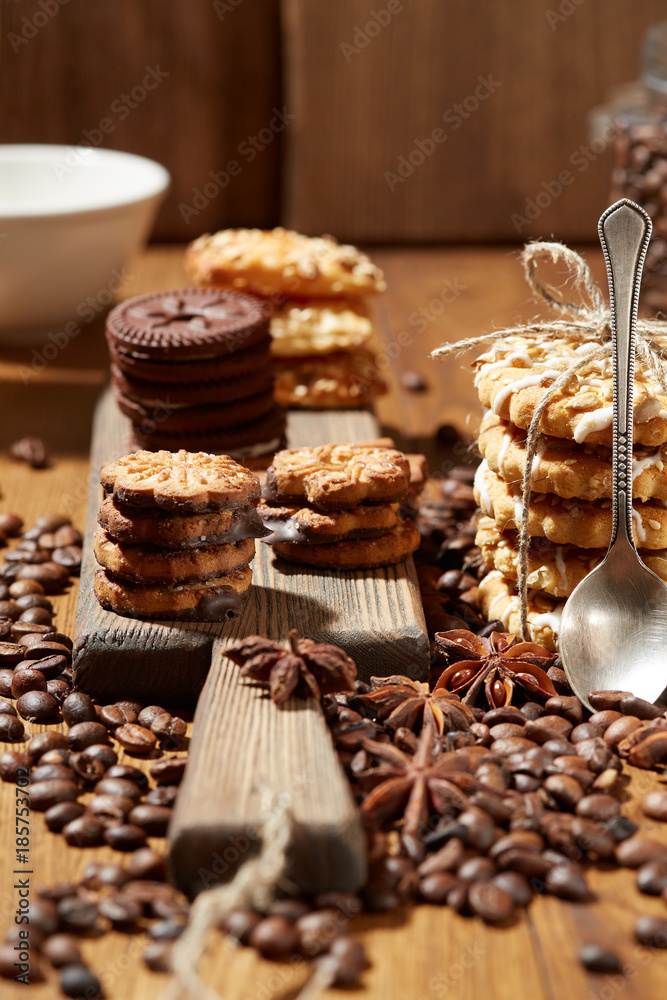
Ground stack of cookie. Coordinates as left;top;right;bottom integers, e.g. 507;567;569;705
258;443;422;570
468;334;667;650
106;288;285;460
185;227;388;409
93;449;267;621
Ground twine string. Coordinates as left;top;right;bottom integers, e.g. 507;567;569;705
432;240;667;639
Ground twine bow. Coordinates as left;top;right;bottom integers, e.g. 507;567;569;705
432;241;667;640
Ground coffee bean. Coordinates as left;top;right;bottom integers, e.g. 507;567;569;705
116;723;157;755
146;786;178;807
11;666;46;699
0;714;25;741
491;871;532;907
604;715;643;748
98;894;141;928
458;856;496;882
68;722;109;750
41;934;82;968
0;750;28;781
544;695;583;725
62;814;106;848
524;716;573;744
544;774;583;810
12;621;51;639
636;860;667;895
29;779;78;812
44;801;86;833
88;793;135;822
575;793;620;821
28;896;59;935
468;880;514;922
18;606;52;626
41;748;70;766
0;943;44;981
27;730;67;763
589;710;623;731
52;545;82;572
149;919;186;941
249;915;299;959
17;689;59;722
0;641;24;665
9;580;44;598
151;713;187;748
295;909;341;955
615;835;667;868
570;723;604;743
59;963;103;999
106;764;149;790
634;915;667;948
457;808;496;850
642;789;667;822
32;763;75;783
42;631;73;649
150;757;187;786
16;562;69;593
69;752;106;784
58;896;98;932
47;677;72;704
418;871;459;904
95;777;143;802
0;700;17;718
313;935;367;987
128;804;172;836
225;909;262;943
23;640;70;661
10;436;49;468
604;816;639;843
137;705;167;728
619;694;663;720
27;654;67;682
143;940;173;972
99;703;138;730
0;619;11;640
62;692;97;726
15;595;52;613
103;824;148;852
545;864;592;901
0;513;22;536
127;848;166;881
589;690;631;712
578;944;622;974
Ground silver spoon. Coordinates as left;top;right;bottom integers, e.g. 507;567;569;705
558;199;667;710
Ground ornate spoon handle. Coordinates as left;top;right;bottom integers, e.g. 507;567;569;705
598;199;652;547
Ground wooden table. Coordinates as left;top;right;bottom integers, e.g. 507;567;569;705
1;245;666;1000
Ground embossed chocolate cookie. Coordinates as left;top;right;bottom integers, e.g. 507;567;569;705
273;349;387;409
106;289;271;360
185;227;386;298
100;450;261;511
109;336;272;384
475;515;667;598
258;500;400;543
477;571;562;652
474;460;667;549
98;496;267;548
94;530;255;584
272;518;420;569
131;407;286;458
94;565;252;620
116;388;276;435
270;299;372;357
110;362;274;408
265;444;411;510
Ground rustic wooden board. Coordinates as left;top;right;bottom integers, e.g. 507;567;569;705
71;387;427;893
72;390;429;701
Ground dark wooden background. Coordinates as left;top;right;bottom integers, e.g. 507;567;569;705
1;0;665;242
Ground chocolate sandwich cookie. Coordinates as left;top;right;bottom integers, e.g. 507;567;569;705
117;387;276;435
94;566;253;621
98;496;268;548
258;500;400;543
109;336;272;384
100;450;261;511
106;289;271;360
131;406;286;458
110;362;274;408
94;530;255;584
271;518;420;570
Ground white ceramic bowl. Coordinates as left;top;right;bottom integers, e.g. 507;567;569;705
0;145;170;343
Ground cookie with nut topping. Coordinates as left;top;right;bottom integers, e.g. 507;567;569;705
264;444;411;510
185;227;386;299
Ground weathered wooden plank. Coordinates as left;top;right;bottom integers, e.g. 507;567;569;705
72;390;429;700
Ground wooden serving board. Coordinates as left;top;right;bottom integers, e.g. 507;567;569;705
71;388;428;895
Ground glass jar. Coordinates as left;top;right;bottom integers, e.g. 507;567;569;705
601;23;667;312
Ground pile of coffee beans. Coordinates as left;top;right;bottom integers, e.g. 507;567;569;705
0;513;81;588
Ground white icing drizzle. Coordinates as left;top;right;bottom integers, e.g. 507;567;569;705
530;437;547;482
497;430;514;476
632;508;647;544
474;460;493;516
492;369;562;416
530;604;564;637
633;450;665;481
554;546;567;591
573;406;613;443
474;351;534;388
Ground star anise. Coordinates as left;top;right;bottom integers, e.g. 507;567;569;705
432;629;557;709
358;675;475;736
226;630;357;705
358;724;471;861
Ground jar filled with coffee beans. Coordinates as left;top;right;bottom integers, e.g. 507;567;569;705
603;23;667;311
